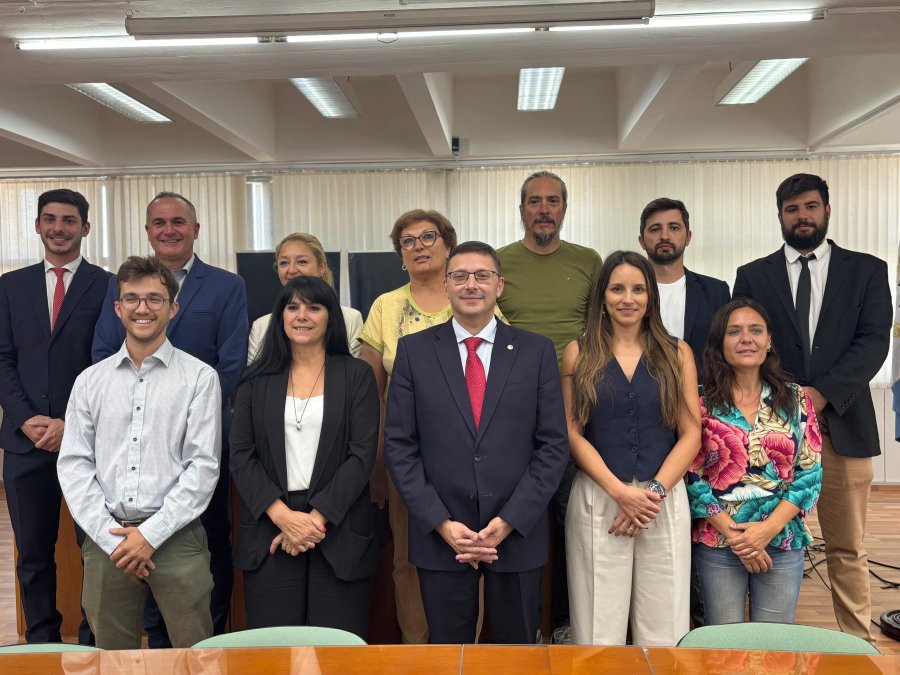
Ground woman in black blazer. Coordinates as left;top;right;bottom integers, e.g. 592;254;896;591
230;276;379;637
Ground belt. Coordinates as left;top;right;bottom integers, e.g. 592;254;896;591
114;516;150;527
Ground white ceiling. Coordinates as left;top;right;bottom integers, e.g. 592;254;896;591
1;1;899;173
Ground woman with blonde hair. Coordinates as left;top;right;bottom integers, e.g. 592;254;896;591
562;250;700;646
248;232;362;362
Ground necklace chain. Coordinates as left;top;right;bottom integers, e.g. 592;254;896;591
290;361;325;430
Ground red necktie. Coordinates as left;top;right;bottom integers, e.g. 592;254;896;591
464;337;486;429
50;267;67;331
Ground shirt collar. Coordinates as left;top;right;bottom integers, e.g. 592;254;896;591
44;256;83;275
452;316;498;344
115;338;175;370
784;238;830;264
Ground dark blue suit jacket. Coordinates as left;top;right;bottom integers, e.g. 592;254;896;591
384;319;569;573
0;260;111;454
683;268;731;367
91;256;248;425
733;242;892;457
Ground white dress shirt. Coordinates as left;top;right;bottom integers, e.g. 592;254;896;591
657;274;687;340
58;339;221;555
452;317;497;379
43;256;82;318
171;253;196;296
784;239;831;340
284;395;324;491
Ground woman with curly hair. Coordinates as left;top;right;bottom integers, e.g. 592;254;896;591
563;250;700;646
688;298;822;624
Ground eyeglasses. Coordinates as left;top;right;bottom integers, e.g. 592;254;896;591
446;270;500;285
399;230;440;251
119;294;169;310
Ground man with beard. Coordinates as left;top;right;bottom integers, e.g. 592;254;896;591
638;197;730;368
733;173;892;642
497;171;601;644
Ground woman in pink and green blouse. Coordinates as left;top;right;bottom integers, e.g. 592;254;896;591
687;298;822;624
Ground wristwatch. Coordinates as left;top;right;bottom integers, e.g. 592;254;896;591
648;479;667;498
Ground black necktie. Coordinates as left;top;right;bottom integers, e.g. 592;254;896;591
795;253;816;379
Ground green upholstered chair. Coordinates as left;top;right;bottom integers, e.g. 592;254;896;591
677;623;881;655
0;643;102;654
192;626;367;649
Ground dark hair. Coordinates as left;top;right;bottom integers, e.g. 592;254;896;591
571;250;684;428
519;170;568;206
116;255;178;301
776;174;830;212
389;209;457;257
147;191;198;223
700;298;796;422
38;189;89;223
243;276;349;382
639;197;690;236
446;241;502;275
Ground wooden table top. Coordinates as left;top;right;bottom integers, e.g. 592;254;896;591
0;644;896;674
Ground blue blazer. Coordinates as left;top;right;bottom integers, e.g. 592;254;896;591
91;257;248;420
683;268;731;367
733;242;892;458
384;319;569;573
0;260;111;454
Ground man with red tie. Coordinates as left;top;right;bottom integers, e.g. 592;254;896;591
0;189;111;642
384;241;569;644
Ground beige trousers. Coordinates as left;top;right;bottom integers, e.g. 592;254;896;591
388;475;429;644
566;472;690;646
817;433;875;642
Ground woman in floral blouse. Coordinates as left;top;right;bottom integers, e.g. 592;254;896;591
687;298;822;624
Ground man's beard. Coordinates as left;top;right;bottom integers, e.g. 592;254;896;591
533;230;557;248
783;214;828;250
647;245;683;265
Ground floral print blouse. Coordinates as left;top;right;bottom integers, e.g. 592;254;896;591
687;383;822;550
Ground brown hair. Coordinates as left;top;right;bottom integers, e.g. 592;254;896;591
116;255;178;302
389;209;457;257
274;232;334;287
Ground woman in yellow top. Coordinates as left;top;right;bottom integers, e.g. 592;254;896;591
359;209;458;644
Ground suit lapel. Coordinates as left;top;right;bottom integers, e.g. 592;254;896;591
26;264;51;338
50;261;98;342
764;247;803;338
682;269;700;341
264;370;290;494
815;241;846;338
434;321;477;439
169;257;204;336
476;321;517;444
308;355;342;495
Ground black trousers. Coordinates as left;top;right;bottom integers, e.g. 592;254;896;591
549;459;577;629
418;565;542;644
242;543;370;639
144;450;233;647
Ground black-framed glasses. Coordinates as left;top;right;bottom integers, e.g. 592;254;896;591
399;230;440;251
446;270;500;285
119;294;169;310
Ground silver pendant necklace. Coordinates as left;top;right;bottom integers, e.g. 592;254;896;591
290;361;325;430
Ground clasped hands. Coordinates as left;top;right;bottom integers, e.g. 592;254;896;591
270;508;327;557
727;521;774;573
109;526;156;578
21;415;64;452
438;517;513;569
609;485;663;537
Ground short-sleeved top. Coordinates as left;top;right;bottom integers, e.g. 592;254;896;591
497;240;602;364
687;384;822;550
583;357;676;483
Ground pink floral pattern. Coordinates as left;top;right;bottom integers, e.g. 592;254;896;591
698;416;749;491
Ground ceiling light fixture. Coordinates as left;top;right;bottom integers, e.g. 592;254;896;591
518;67;565;111
67;83;172;123
17;36;258;50
290;77;359;118
550;8;823;31
715;58;808;105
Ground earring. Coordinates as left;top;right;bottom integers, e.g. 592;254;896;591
401;263;407;271
767;345;771;352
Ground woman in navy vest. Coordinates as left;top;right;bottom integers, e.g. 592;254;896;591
562;250;700;646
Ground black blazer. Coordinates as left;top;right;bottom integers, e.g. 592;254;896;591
384;319;569;573
230;355;380;581
733;241;892;457
683;268;731;368
0;260;111;454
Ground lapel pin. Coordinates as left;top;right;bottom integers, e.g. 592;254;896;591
507;344;513;350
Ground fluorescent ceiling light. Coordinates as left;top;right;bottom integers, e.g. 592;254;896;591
17;36;258;50
650;10;822;28
67;83;172;123
518;67;565;111
290;77;359;118
716;59;808;105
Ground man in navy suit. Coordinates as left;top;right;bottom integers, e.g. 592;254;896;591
638;197;730;367
734;173;892;641
0;189;111;642
384;241;569;644
92;192;247;644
